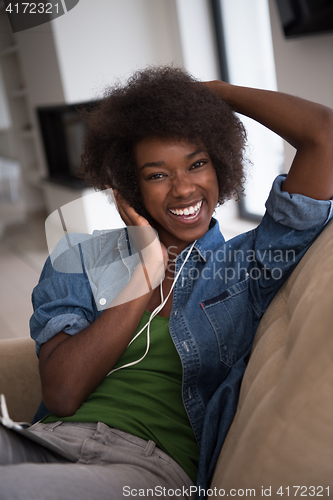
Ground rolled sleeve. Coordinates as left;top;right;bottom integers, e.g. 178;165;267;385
30;256;97;356
29;229;136;356
32;314;91;357
265;174;333;230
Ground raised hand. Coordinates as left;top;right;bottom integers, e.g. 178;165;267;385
113;189;151;228
113;190;168;289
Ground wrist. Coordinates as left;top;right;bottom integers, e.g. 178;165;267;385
205;80;233;103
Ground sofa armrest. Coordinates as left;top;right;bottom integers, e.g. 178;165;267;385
0;337;42;423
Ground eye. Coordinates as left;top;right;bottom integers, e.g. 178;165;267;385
190;160;206;170
147;172;166;180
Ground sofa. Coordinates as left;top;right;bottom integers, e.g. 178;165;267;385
211;219;333;496
1;219;333;496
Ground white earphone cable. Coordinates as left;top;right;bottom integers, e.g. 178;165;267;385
107;239;197;375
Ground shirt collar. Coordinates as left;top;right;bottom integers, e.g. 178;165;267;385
179;218;225;263
117;219;225;264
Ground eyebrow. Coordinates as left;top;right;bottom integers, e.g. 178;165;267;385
139;149;208;170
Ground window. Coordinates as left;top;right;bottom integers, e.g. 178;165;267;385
211;0;284;220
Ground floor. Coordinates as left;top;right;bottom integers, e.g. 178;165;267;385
0;203;256;342
0;211;49;340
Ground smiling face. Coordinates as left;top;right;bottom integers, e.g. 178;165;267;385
135;137;219;254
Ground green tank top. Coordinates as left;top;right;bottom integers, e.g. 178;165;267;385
42;310;200;482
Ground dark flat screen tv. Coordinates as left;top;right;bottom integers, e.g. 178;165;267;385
275;0;333;38
37;101;98;189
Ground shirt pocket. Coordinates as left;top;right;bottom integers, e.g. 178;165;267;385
201;278;252;367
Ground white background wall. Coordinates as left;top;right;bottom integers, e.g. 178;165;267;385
51;0;184;103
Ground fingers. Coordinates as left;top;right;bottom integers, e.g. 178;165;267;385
113;190;149;227
112;190;167;285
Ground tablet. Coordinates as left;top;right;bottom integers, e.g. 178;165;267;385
0;394;76;462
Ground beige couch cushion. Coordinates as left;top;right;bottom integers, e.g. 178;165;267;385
212;220;333;493
0;337;41;423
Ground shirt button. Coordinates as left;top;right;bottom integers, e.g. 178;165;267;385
99;298;106;306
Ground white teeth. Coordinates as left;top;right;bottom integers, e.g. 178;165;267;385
169;200;202;218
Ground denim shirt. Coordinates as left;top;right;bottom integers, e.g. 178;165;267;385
30;175;333;494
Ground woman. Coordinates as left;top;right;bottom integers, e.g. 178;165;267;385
1;67;333;499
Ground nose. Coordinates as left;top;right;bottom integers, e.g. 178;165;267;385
171;172;196;198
